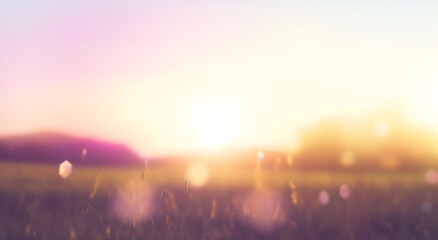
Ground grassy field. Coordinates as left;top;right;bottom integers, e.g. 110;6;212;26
1;161;437;240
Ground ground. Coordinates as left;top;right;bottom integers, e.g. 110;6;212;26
0;161;437;240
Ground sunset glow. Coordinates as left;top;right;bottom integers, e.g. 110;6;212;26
3;1;438;238
1;0;438;157
192;101;236;149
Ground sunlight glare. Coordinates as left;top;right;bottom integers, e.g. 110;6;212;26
194;102;235;149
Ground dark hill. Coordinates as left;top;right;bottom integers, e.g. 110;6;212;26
0;132;144;166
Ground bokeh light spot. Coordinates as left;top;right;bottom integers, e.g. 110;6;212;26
375;121;390;138
186;162;209;187
339;184;351;200
257;151;264;161
113;187;156;223
319;190;330;205
59;160;72;179
82;148;87;160
237;191;286;233
339;150;355;167
426;169;438;185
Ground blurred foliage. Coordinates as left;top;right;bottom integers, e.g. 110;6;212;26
294;111;438;171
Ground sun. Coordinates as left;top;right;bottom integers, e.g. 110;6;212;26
193;101;235;150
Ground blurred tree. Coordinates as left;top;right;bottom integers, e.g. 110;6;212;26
294;110;438;171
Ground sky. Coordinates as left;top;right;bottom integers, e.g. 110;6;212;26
1;0;438;156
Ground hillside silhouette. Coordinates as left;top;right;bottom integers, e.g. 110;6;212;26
0;132;143;165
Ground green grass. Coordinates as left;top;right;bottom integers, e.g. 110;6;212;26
0;161;437;240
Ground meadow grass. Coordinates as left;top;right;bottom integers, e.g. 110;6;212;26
0;161;437;240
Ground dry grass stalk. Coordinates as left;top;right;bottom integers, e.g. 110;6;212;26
89;174;102;200
184;180;189;196
210;200;217;219
289;180;299;205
